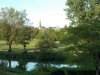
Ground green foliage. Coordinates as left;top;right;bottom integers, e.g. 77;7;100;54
15;26;34;52
0;7;32;52
64;0;100;74
34;51;66;61
38;39;57;51
65;0;100;26
34;28;67;61
0;8;24;41
36;28;58;51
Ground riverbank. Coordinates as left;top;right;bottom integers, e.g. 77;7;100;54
0;51;66;62
0;66;96;75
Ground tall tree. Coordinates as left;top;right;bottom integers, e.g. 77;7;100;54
64;0;100;75
0;7;25;52
14;10;34;52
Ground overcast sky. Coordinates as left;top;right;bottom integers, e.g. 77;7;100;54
0;0;69;28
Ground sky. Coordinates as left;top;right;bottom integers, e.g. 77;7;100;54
0;0;69;28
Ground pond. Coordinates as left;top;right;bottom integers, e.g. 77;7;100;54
0;59;77;71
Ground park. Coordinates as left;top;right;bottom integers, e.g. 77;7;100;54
0;0;100;75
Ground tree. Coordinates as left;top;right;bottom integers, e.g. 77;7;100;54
12;10;34;52
0;8;24;52
35;28;60;61
36;28;58;52
0;7;26;52
64;0;100;75
15;26;33;52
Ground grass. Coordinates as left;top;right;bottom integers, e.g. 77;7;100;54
0;39;66;52
0;39;38;52
0;39;67;62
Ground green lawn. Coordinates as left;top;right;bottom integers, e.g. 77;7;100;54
0;39;38;52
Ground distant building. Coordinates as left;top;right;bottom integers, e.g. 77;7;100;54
49;26;60;31
39;20;46;32
38;20;62;31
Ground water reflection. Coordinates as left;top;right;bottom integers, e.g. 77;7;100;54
0;59;77;71
0;60;8;67
7;61;18;68
17;59;28;70
26;62;37;71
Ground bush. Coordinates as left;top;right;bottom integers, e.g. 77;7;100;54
34;50;66;62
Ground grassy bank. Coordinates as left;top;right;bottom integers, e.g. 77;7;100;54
0;39;38;52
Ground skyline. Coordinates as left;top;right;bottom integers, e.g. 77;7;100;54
0;0;69;28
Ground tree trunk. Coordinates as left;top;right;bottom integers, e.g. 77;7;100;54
23;44;27;53
8;59;11;68
96;66;99;75
8;42;12;52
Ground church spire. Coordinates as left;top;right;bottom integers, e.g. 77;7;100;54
39;19;42;28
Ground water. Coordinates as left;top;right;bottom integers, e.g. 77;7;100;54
0;59;78;71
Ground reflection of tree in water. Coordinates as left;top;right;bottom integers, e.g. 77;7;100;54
34;63;65;75
34;63;56;72
0;60;8;67
8;59;11;68
16;59;28;71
